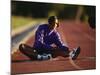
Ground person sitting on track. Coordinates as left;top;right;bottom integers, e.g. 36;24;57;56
19;16;80;60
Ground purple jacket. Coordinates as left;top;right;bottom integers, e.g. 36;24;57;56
33;24;67;50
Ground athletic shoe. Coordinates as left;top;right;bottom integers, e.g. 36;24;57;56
69;46;81;60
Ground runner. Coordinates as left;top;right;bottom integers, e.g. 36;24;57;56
19;16;81;60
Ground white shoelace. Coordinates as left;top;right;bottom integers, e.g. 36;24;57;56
69;48;77;58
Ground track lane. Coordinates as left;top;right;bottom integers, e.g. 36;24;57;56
11;20;96;74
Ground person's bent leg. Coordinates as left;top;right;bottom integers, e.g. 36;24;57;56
19;43;38;60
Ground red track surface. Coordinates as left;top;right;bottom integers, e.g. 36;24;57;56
11;20;96;74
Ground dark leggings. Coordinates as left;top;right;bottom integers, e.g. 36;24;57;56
19;44;38;60
19;44;70;60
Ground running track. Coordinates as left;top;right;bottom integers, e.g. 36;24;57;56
11;20;96;74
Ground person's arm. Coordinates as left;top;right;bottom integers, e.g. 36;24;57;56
54;32;68;48
54;31;69;55
35;26;53;49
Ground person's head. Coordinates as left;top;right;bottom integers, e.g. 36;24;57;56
48;16;59;30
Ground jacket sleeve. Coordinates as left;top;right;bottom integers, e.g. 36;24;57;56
54;32;68;48
35;26;53;49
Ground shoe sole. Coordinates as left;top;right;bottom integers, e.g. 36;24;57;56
72;47;81;60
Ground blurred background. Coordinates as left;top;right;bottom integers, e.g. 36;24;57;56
11;0;96;29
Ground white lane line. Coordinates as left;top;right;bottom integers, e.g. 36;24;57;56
69;57;83;70
77;56;96;60
49;56;95;61
83;33;95;41
68;56;95;70
11;27;37;55
74;24;95;41
12;21;36;37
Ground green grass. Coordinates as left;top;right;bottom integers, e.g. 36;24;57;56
12;16;47;30
11;16;34;29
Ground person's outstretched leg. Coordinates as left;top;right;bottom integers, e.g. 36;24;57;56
51;46;70;58
19;43;38;60
52;46;81;60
